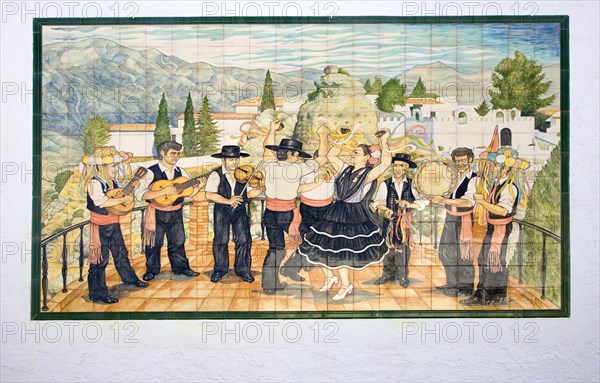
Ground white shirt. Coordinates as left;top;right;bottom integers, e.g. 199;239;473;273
263;158;319;200
299;170;335;200
88;178;112;206
373;176;429;211
453;170;478;206
488;176;519;213
134;161;191;201
205;166;235;194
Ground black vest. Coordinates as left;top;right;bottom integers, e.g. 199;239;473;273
214;167;248;213
86;177;117;215
446;172;477;213
385;177;415;216
489;180;519;219
147;163;184;206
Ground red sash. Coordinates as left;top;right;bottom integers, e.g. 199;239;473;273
446;207;475;261
266;198;301;244
144;204;183;247
486;216;513;273
300;195;334;207
89;212;120;265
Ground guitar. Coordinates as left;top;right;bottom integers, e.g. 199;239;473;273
105;167;148;216
149;167;216;207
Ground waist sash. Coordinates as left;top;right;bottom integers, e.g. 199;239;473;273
89;211;120;265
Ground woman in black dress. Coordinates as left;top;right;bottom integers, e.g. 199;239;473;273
298;128;392;300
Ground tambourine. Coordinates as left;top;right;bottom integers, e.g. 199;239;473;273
413;158;459;198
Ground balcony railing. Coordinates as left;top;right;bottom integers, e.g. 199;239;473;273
39;200;561;311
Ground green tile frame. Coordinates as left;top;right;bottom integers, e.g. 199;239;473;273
31;16;570;320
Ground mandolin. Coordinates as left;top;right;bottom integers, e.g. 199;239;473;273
149;167;216;207
105;167;148;216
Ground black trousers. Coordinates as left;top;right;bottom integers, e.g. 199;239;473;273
144;208;191;274
212;204;252;274
261;208;293;290
438;214;475;291
88;223;139;299
381;219;410;280
282;202;331;273
475;222;513;300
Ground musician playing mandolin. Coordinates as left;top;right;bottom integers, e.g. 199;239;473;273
134;141;205;281
79;146;149;304
204;145;265;283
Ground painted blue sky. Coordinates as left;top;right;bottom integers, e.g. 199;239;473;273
44;23;561;75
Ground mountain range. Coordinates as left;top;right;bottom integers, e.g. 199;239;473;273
41;39;560;135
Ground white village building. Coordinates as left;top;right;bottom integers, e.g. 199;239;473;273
176;96;303;149
107;96;304;157
370;96;550;161
108;124;181;157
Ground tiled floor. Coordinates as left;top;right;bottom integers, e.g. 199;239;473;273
46;234;559;313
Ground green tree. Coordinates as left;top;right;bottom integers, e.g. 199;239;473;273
154;93;171;153
195;96;221;155
82;115;111;155
474;100;491;116
369;76;383;95
181;93;197;157
489;50;555;116
511;143;561;305
410;77;438;99
260;69;275;112
364;79;372;93
375;79;407;113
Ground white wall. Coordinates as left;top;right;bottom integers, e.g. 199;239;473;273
235;105;259;114
108;132;155;157
1;2;598;382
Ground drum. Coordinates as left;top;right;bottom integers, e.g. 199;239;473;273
413;158;458;198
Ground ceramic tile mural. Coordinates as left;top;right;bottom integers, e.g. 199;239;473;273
32;17;568;319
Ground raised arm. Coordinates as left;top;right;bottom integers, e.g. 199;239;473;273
314;125;330;167
263;119;281;161
298;173;324;193
325;128;345;171
366;129;392;184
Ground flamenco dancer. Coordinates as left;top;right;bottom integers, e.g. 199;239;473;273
279;151;337;282
261;120;329;295
298;128;392;301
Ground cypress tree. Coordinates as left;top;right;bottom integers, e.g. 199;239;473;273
154;93;171;154
181;93;196;156
260;69;275;111
195;96;221;155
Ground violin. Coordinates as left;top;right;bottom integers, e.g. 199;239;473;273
234;164;264;188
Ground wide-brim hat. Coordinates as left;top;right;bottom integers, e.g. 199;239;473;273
391;153;417;168
211;145;250;158
265;138;311;158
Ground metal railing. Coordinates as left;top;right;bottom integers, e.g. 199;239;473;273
39;200;561;310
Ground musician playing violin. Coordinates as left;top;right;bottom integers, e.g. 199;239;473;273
205;145;265;283
134;141;205;281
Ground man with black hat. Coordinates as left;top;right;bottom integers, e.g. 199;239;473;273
205;145;265;283
372;153;428;287
260;120;329;294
